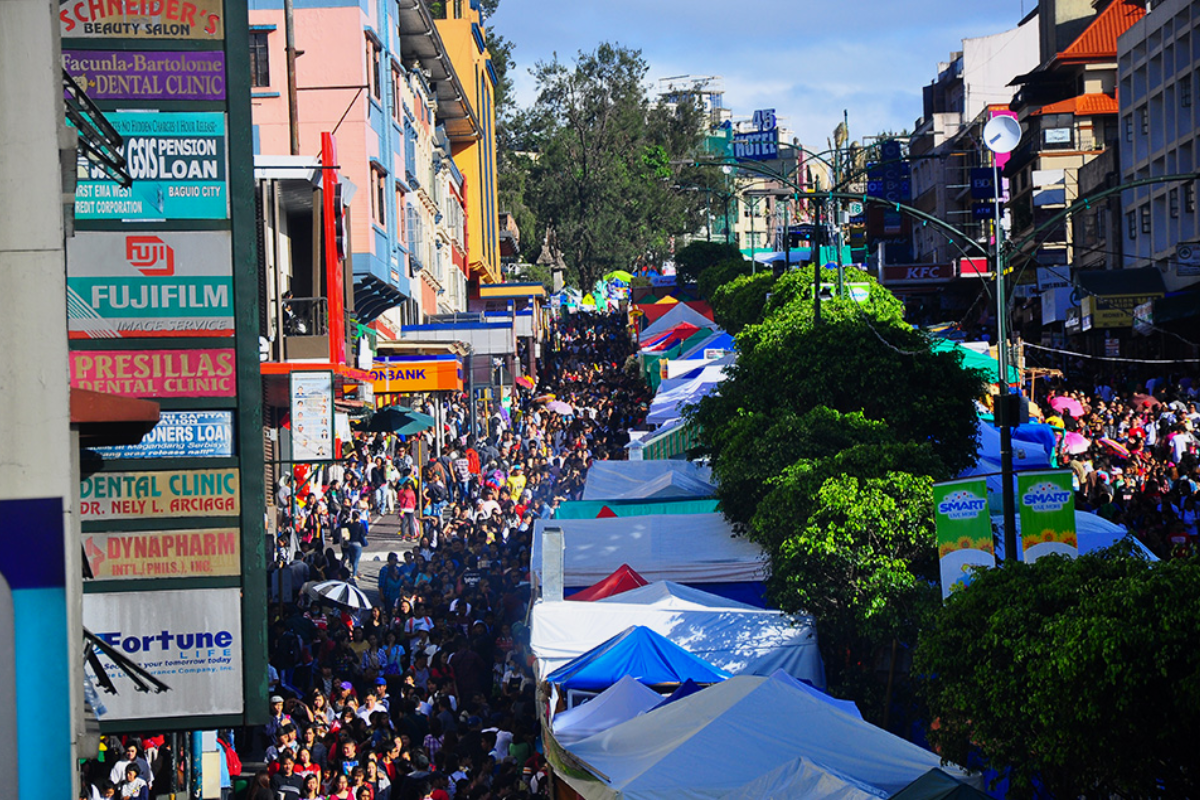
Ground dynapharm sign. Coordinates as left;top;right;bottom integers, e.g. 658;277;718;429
67;231;233;338
74;112;227;220
83;528;240;579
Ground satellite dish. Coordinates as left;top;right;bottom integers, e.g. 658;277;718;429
983;116;1022;154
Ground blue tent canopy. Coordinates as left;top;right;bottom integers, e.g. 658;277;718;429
680;331;735;360
546;625;731;692
650;678;705;711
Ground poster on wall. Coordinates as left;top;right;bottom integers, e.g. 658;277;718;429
62;50;226;101
92;411;234;460
1017;470;1077;563
80;468;240;521
67;231;233;339
290;372;334;461
933;477;995;599
59;0;225;40
83;528;240;579
83;589;243;720
70;348;236;398
74;112;228;221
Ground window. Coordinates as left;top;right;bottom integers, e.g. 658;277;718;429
1183;75;1193;108
1140;205;1151;234
1124;115;1134;142
1140;107;1149;135
1170;187;1180;218
1187;183;1197;214
250;31;270;88
366;35;382;101
391;65;402;121
372;166;387;227
1096;209;1106;241
1127;210;1137;240
395;184;406;240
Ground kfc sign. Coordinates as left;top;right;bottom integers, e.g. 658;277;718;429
881;264;953;283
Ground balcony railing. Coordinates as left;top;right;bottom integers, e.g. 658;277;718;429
281;296;330;360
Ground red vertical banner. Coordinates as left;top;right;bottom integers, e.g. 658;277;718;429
321;132;346;365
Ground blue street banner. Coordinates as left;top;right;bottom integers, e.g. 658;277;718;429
74;112;228;220
91;411;234;459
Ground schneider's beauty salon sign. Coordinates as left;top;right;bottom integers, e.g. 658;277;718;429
80;468;240;521
74;112;227;220
60;0;225;39
70;348;235;397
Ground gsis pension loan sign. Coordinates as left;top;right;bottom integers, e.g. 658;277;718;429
74;112;227;220
60;0;224;39
80;468;241;521
70;348;235;397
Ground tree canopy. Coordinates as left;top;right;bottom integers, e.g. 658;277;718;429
915;546;1200;800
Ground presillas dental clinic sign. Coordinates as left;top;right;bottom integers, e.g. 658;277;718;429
84;589;243;720
70;348;235;398
73;112;227;220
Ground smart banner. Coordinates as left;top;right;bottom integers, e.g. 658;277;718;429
63;50;226;101
934;477;995;599
371;357;463;393
1017;470;1077;563
74;112;227;221
91;411;234;459
83;588;243;721
84;528;239;579
60;0;225;40
67;231;233;338
70;348;236;398
80;468;240;521
290;371;334;461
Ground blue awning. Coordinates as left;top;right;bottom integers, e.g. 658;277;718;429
546;625;730;692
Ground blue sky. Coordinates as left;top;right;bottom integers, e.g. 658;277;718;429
490;0;1031;146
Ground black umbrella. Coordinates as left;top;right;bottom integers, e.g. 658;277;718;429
365;405;433;434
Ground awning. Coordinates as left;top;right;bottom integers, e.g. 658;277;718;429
71;389;160;448
1075;266;1165;297
1153;289;1200;324
354;274;408;325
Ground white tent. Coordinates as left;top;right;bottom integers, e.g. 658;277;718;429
531;513;762;588
551;675;663;746
562;674;977;800
596;581;760;611
719;757;886;800
639;303;719;343
992;509;1157;561
646;358;733;426
530;597;825;688
581;460;714;501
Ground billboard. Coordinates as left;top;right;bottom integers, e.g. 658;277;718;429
1017;470;1077;563
70;348;236;398
74;112;227;221
934;477;995;599
92;411;234;459
84;528;240;579
290;372;334;461
732;108;778;160
80;468;240;521
59;0;225;40
62;50;225;100
67;231;233;339
371;357;463;393
83;589;243;721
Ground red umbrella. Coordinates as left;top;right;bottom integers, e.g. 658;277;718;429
1132;393;1160;409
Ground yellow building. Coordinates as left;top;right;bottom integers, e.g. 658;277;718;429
434;0;501;286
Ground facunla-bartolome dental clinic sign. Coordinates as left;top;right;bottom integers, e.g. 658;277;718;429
80;468;240;521
70;348;235;397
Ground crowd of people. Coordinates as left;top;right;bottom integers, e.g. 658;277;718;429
1033;372;1200;558
79;310;647;800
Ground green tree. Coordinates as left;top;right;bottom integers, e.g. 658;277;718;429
915;547;1200;799
675;240;743;285
695;257;752;301
519;46;710;287
708;271;774;333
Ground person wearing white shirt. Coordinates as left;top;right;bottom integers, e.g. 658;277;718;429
109;744;153;791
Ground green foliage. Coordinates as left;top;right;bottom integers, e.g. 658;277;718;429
520;44;709;287
915;548;1200;799
695;257;752;301
676;241;743;285
709;271;775;333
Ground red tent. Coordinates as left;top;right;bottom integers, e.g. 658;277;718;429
567;564;649;601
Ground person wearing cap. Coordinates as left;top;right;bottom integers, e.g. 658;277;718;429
265;695;293;743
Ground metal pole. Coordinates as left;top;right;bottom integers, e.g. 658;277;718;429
705;194;711;242
285;0;301;155
724;194;731;245
993;159;1018;562
749;196;757;274
783;197;791;272
813;197;823;325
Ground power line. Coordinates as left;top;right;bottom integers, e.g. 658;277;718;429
1024;342;1200;364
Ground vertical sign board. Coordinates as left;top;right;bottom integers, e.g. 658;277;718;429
67;231;234;339
933;478;995;599
1017;470;1077;563
0;499;71;798
290;372;334;461
83;588;244;720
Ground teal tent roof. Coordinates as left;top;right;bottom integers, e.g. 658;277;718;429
545;625;730;692
928;337;1018;384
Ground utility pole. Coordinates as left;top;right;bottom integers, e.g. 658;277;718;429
285;0;301;155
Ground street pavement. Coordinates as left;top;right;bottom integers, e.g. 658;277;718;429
354;512;418;605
